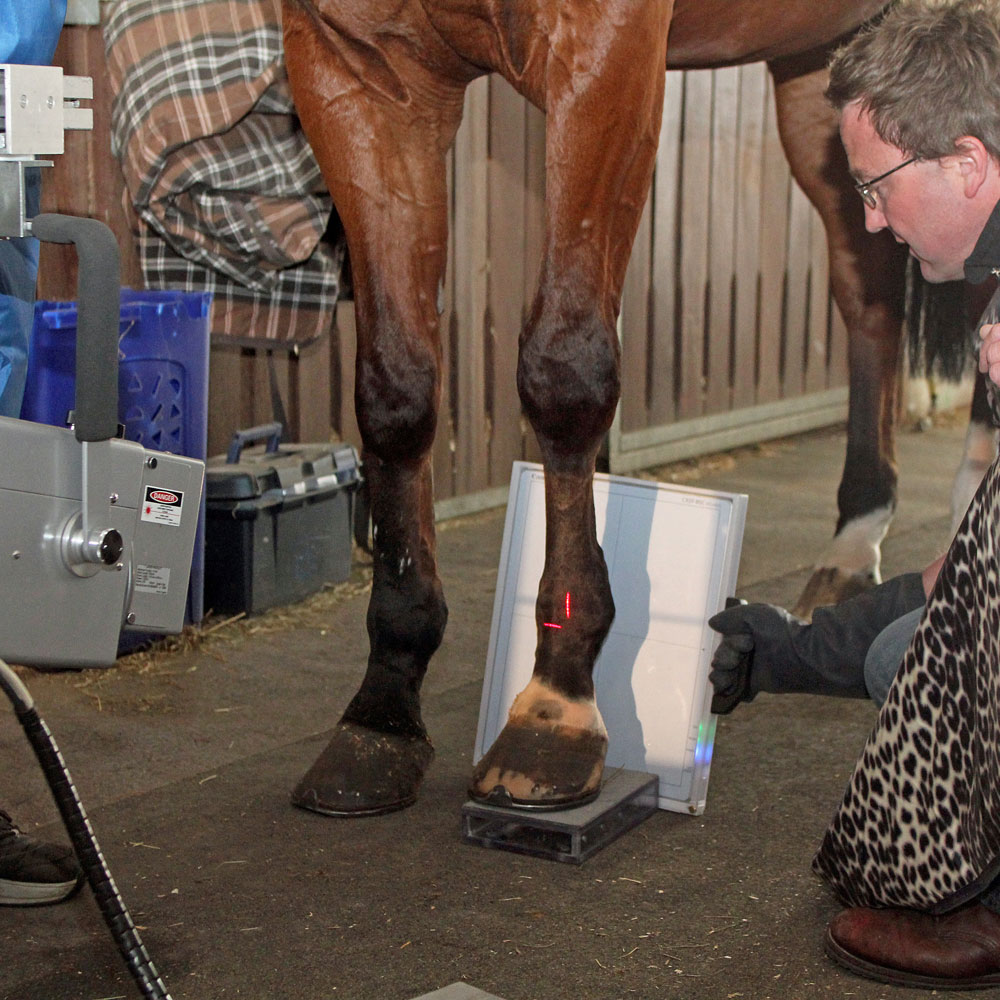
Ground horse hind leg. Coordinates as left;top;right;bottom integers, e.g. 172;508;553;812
766;55;908;619
952;369;1000;531
469;0;671;807
283;2;465;815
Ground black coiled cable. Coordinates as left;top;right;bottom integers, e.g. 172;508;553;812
0;658;172;1000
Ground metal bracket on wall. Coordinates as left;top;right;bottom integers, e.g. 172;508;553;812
65;0;101;26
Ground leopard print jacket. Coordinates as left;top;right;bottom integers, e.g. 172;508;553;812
813;288;1000;912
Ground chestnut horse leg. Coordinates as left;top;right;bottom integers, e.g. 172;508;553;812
766;55;909;619
952;281;1000;531
282;1;468;815
468;0;672;807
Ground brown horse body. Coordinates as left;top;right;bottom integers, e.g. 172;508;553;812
282;0;904;814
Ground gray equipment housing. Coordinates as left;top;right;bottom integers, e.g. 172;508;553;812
0;212;203;668
0;420;202;667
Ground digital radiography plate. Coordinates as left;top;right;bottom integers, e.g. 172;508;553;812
473;462;747;814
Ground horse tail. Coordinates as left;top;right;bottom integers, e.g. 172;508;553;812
904;261;976;380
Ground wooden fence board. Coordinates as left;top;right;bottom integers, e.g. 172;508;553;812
706;66;740;415
677;70;713;419
520;103;547;466
452;77;491;496
437;145;459;497
784;180;814;398
333;302;360;448
646;72;685;429
487;77;530;484
732;65;768;411
755;77;790;405
806;203;832;393
620;190;653;433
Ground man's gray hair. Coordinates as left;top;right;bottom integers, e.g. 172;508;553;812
827;0;1000;160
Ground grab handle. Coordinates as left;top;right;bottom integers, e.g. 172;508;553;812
29;213;120;444
226;422;283;464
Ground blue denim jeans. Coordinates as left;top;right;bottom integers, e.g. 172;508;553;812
863;605;924;709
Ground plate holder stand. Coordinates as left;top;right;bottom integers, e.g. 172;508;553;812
461;768;658;864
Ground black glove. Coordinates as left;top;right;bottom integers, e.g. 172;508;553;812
708;602;806;714
707;572;927;715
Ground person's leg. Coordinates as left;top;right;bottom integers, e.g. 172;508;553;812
0;808;82;906
862;605;924;707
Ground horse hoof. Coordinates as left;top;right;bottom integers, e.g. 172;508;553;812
791;566;876;621
468;719;607;809
468;678;608;810
291;721;434;817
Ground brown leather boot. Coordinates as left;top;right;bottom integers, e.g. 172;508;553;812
826;902;1000;989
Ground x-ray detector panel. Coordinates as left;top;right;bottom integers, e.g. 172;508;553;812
473;463;747;814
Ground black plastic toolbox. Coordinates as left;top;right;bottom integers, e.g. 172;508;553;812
203;424;361;615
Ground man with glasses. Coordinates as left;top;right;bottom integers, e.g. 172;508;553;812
710;0;1000;987
852;156;919;212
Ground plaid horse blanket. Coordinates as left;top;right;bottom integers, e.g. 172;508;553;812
104;0;344;345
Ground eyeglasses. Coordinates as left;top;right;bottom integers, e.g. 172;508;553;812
854;156;919;209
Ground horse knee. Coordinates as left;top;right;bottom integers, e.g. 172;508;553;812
357;334;440;463
517;301;620;461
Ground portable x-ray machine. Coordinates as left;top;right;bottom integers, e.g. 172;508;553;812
0;64;204;999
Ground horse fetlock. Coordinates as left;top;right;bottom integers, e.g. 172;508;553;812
533;635;606;697
342;662;429;739
368;575;448;658
824;504;893;576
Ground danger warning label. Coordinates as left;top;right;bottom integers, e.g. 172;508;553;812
141;486;184;527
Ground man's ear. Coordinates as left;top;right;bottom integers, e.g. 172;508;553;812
952;135;993;197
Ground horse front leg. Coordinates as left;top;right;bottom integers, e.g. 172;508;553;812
283;0;465;815
291;274;449;818
470;297;621;807
767;56;908;619
469;0;671;807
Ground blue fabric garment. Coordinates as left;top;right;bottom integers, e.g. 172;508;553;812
0;0;67;417
0;0;67;63
0;166;43;417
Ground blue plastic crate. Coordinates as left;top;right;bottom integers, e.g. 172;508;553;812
21;288;211;627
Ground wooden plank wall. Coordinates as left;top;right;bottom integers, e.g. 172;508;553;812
615;63;848;449
36;22;847;503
